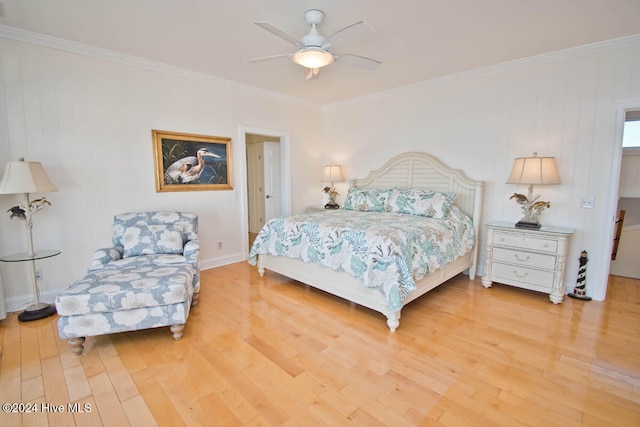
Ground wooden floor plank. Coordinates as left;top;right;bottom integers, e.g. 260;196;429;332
120;394;156;427
0;264;639;426
41;355;75;426
87;371;130;426
131;368;186;427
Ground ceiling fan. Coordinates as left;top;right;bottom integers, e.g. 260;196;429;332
248;9;381;80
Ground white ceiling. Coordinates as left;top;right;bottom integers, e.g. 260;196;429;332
1;0;639;105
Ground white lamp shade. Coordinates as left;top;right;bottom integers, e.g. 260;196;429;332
0;158;58;194
506;155;560;185
293;49;334;69
323;164;344;182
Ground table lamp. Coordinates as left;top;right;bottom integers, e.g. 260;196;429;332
0;158;58;321
506;152;560;229
322;164;344;209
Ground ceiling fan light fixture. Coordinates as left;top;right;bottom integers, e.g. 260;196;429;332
293;48;334;68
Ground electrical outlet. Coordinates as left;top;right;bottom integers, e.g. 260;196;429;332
580;197;595;209
218;241;223;249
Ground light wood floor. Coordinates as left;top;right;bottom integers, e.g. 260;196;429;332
1;265;639;426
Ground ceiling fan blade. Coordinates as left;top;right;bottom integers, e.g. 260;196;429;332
255;21;300;47
333;53;381;70
305;68;320;80
325;21;372;45
246;53;293;63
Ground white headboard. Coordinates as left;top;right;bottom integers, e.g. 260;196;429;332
350;152;483;221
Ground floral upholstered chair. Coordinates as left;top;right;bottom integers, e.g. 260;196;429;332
55;212;200;355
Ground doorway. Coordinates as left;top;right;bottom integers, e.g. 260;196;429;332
242;127;292;255
602;103;640;297
609;110;640;280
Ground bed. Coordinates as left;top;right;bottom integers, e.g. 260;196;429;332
248;152;483;331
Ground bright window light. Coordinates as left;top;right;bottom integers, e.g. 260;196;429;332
623;120;640;148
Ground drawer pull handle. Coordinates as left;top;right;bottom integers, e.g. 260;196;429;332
543;243;549;248
513;270;529;279
514;254;530;262
499;238;505;242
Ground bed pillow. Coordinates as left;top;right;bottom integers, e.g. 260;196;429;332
343;188;392;212
388;188;457;218
122;224;184;258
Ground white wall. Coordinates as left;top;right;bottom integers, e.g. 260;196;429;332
0;34;323;311
619;150;640;197
324;37;640;301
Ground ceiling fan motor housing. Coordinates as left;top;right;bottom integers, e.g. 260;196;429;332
304;9;325;26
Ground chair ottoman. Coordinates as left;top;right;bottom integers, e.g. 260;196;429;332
55;263;195;355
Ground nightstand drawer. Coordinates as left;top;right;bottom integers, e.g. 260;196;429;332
491;262;555;290
492;247;556;270
492;232;558;253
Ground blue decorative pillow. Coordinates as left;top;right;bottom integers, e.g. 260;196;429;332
343;188;392;212
122;224;184;258
388;188;457;218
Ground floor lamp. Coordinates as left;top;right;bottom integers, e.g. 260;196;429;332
0;158;58;321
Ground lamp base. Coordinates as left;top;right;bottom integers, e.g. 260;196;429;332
515;220;541;229
18;303;56;322
324;203;340;210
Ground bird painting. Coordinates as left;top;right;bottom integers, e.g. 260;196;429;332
165;148;221;184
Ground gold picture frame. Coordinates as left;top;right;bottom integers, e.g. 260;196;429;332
152;130;233;192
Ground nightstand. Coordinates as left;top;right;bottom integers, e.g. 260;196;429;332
306;206;339;213
482;222;573;303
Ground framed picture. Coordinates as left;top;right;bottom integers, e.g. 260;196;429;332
152;130;233;192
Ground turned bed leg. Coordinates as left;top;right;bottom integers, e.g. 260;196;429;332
386;311;401;332
257;255;265;277
68;337;86;355
170;324;185;340
191;291;200;307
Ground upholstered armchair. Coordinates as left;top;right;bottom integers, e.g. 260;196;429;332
56;211;200;355
89;211;200;304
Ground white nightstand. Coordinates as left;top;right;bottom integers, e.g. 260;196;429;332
482;222;573;303
306;206;340;213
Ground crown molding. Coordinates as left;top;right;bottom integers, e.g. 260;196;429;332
1;25;638;110
0;24;320;109
325;33;640;109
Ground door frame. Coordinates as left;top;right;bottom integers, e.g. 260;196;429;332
239;125;292;258
601;99;640;299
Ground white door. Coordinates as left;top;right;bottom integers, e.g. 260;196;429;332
263;141;282;222
246;142;265;233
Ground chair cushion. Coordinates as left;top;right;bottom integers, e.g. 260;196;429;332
122;224;184;257
56;264;194;316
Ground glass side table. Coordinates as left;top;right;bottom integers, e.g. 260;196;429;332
0;249;61;321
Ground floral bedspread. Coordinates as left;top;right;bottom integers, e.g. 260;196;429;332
248;206;474;311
